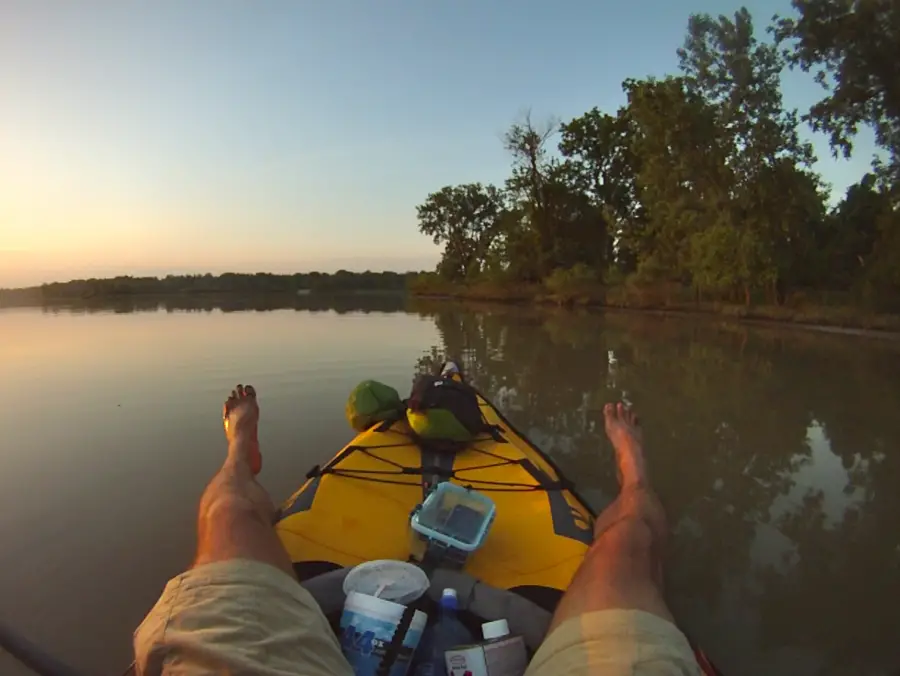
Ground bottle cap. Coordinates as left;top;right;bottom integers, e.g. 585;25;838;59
440;587;458;610
482;619;510;640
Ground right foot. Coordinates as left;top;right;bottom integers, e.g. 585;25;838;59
603;402;647;488
223;384;262;475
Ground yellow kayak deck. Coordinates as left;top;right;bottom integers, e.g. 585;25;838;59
276;389;595;594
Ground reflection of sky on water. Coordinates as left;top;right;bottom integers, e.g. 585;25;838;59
686;419;889;675
771;422;866;529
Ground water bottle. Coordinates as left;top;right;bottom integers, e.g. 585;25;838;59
412;588;473;676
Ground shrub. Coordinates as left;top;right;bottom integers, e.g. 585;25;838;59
543;264;604;304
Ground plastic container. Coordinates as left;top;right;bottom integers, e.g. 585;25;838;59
410;483;495;564
340;591;428;676
411;588;474;676
444;619;527;676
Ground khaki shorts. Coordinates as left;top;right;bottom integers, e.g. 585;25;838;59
134;559;352;676
525;610;702;676
136;560;700;676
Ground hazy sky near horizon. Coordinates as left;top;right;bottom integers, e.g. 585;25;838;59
0;0;876;288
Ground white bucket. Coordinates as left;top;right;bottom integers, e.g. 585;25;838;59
340;591;428;676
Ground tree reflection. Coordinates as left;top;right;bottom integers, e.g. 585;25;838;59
413;303;900;675
33;292;410;315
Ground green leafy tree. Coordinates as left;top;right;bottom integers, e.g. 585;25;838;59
678;8;820;300
823;175;891;289
541;161;608;273
623;76;734;283
416;183;504;281
824;174;888;289
503;114;558;278
559;108;641;271
679;8;814;177
689;222;775;304
773;0;900;186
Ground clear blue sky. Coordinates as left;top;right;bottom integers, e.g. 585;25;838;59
0;0;875;287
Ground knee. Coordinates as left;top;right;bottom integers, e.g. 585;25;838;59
594;514;660;560
201;493;270;528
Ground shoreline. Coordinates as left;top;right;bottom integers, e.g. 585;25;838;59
410;290;900;340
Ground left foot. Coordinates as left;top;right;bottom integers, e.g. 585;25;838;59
224;384;262;474
603;402;647;489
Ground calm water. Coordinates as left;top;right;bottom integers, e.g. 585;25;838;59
2;296;899;676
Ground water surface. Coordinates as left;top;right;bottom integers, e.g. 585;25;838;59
1;296;898;675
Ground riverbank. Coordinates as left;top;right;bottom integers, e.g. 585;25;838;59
408;280;900;336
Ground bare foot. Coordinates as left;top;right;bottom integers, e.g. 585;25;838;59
224;384;262;475
603;402;647;489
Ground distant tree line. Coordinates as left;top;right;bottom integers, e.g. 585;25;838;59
1;270;417;303
414;0;900;310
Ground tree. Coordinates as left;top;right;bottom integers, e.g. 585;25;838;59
623;76;734;283
679;8;814;179
678;8;820;299
773;0;900;187
503;114;558;277
821;176;900;308
559;108;641;271
416;183;504;281
689;219;775;304
408;2;896;310
499;113;610;279
541;161;608;273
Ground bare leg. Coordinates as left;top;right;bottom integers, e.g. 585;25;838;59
549;402;673;631
193;384;295;577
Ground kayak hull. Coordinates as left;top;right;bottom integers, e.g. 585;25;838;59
276;387;595;595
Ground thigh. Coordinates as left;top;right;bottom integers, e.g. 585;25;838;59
135;560;352;676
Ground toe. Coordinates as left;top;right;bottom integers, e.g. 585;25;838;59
236;384;245;398
617;402;626;420
624;406;637;426
604;403;616;421
245;385;256;398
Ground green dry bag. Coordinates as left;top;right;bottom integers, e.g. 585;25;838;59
345;380;403;431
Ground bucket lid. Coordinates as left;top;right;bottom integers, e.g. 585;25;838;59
343;560;430;605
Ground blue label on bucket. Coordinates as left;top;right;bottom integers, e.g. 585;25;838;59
340;609;423;676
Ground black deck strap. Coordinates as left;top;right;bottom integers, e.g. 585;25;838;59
358;446;407;470
374;409;405;433
331;467;415;477
451;460;521;473
305;464;322;479
352;441;417;450
486;424;507;443
376;585;428;676
327;474;424;487
465;443;519;463
419;464;454;478
557;475;575;491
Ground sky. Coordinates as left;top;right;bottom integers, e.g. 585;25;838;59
0;0;877;288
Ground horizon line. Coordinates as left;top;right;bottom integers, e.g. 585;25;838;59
1;268;429;292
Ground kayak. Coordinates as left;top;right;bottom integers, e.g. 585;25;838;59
275;371;721;675
276;376;595;603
